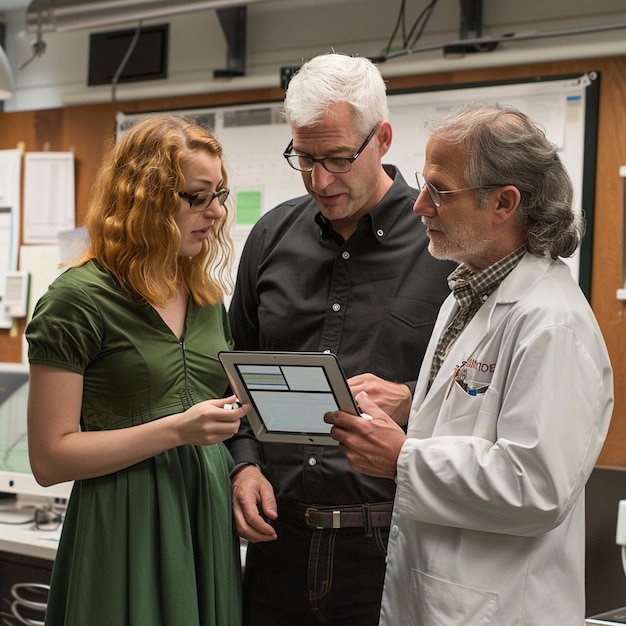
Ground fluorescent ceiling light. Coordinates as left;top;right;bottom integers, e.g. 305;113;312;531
26;0;272;33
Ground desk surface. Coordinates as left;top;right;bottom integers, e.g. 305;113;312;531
0;506;59;562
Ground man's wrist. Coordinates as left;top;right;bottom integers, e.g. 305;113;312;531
230;462;261;479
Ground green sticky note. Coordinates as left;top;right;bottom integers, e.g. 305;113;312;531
236;190;262;225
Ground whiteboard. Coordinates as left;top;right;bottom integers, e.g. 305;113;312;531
117;71;599;298
386;72;599;295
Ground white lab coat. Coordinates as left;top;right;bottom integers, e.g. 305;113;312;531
380;254;613;626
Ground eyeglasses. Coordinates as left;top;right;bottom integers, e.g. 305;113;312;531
415;171;501;208
283;125;379;173
178;188;230;212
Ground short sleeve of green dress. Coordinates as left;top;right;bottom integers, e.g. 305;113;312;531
26;260;242;626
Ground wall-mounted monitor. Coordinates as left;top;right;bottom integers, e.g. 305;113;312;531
87;23;169;86
0;362;73;506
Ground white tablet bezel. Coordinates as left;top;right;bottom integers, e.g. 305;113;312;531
218;351;359;445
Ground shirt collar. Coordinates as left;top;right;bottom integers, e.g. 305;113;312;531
314;165;415;242
448;245;527;308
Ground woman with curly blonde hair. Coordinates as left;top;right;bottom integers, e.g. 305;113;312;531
26;115;250;625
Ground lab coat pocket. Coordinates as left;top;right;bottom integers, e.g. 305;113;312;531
436;379;487;434
409;569;497;626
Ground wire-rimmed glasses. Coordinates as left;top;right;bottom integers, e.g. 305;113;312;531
415;171;501;208
178;188;230;212
283;125;378;173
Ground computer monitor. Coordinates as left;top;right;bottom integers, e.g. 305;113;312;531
0;362;73;507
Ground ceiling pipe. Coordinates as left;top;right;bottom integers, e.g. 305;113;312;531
382;21;626;61
25;0;271;33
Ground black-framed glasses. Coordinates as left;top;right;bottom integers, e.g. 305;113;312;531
178;188;230;212
415;172;501;208
283;125;379;173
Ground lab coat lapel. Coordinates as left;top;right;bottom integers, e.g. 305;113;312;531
412;295;457;405
410;297;497;437
410;253;549;437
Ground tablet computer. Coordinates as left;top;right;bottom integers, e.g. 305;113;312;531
218;351;359;445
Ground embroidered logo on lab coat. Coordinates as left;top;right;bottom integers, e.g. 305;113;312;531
453;358;495;396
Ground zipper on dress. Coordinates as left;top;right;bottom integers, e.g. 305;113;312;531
179;338;194;410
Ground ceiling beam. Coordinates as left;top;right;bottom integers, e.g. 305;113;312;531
444;0;498;57
214;6;246;77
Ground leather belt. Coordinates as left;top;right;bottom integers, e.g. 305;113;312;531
278;500;393;530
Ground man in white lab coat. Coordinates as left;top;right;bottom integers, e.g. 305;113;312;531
325;103;614;625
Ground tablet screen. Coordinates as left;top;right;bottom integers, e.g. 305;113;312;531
218;351;358;445
236;363;339;434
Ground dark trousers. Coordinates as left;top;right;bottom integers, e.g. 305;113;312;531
242;514;389;625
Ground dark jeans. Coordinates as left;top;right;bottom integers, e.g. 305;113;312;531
242;514;389;625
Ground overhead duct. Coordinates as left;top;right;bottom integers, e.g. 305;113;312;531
25;0;271;33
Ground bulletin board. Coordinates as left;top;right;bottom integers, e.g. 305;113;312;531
117;70;600;298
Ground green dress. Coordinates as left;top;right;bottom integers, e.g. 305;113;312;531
25;260;241;626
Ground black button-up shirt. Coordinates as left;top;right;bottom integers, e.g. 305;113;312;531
227;165;456;505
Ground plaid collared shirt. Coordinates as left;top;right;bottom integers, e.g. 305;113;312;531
429;245;527;385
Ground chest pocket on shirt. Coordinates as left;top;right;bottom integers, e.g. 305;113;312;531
374;297;441;382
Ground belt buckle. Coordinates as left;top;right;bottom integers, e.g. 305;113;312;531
304;507;342;529
304;506;323;529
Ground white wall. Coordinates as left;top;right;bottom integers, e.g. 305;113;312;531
1;0;626;112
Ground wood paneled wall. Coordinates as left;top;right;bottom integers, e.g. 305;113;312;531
1;56;624;466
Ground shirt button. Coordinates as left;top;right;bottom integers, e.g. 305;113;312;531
342;251;350;260
391;524;399;536
308;457;317;467
332;303;341;312
377;229;384;237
